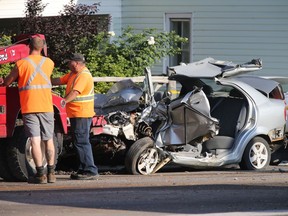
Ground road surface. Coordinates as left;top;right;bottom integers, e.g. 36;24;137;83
0;165;288;216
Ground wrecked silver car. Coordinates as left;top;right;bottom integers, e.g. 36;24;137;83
125;58;287;175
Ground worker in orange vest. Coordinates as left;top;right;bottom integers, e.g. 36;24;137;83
3;36;56;184
52;53;99;180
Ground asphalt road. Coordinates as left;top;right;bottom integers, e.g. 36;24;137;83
0;165;288;216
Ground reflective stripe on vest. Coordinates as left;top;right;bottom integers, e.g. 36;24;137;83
18;57;52;92
68;69;94;103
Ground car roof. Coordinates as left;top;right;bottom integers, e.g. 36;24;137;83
168;57;262;79
232;76;280;95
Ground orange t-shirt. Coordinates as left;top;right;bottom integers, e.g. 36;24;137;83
16;55;54;114
60;67;95;118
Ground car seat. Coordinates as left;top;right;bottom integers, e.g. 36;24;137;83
203;89;247;153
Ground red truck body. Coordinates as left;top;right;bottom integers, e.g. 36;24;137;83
0;34;47;64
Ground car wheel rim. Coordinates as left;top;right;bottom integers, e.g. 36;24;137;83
137;148;158;175
248;142;268;169
25;139;47;170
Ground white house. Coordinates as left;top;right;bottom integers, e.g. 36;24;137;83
0;0;121;34
1;0;288;76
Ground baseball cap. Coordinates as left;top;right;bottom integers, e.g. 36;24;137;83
64;53;86;63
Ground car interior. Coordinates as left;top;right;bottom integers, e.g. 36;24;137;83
171;78;248;155
203;88;248;155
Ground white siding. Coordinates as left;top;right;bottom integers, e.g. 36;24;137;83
0;0;122;35
1;0;288;76
122;0;288;76
80;0;122;35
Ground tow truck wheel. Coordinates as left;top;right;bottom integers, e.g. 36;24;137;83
6;126;61;182
0;140;15;181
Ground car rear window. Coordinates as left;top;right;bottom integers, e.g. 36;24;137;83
269;85;285;100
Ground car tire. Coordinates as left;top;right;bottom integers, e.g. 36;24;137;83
239;137;271;170
6;126;61;181
125;137;158;175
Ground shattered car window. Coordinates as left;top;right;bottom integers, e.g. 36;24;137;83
175;78;233;98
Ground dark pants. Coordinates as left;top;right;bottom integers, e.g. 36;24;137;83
70;117;98;174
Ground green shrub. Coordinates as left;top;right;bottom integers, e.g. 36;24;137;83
78;27;188;93
0;35;15;77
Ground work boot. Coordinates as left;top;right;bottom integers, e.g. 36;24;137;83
28;174;47;184
47;165;56;183
47;172;56;183
70;171;99;180
70;170;84;180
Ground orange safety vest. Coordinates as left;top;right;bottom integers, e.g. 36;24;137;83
17;55;54;114
62;68;95;118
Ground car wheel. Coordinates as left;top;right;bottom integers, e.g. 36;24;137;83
6;126;61;181
239;137;271;170
125;137;159;175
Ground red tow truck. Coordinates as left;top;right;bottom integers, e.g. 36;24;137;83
0;34;67;181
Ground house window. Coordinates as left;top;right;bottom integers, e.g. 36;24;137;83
165;13;192;68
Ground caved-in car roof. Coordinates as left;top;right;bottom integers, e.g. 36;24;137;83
168;57;262;79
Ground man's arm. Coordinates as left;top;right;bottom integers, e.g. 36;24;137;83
64;90;80;103
51;77;62;86
3;67;19;86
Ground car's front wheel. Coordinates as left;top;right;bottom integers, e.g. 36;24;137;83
239;137;271;170
125;137;159;175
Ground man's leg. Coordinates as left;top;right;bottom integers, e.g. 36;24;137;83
40;112;56;183
43;138;56;183
30;136;43;167
70;118;98;179
44;138;55;166
29;136;47;184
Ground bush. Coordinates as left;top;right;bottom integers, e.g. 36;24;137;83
0;35;15;77
78;27;188;93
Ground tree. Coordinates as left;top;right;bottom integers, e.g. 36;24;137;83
1;0;188;94
20;0;110;68
21;0;47;33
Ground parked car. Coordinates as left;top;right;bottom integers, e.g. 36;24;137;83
125;58;287;175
